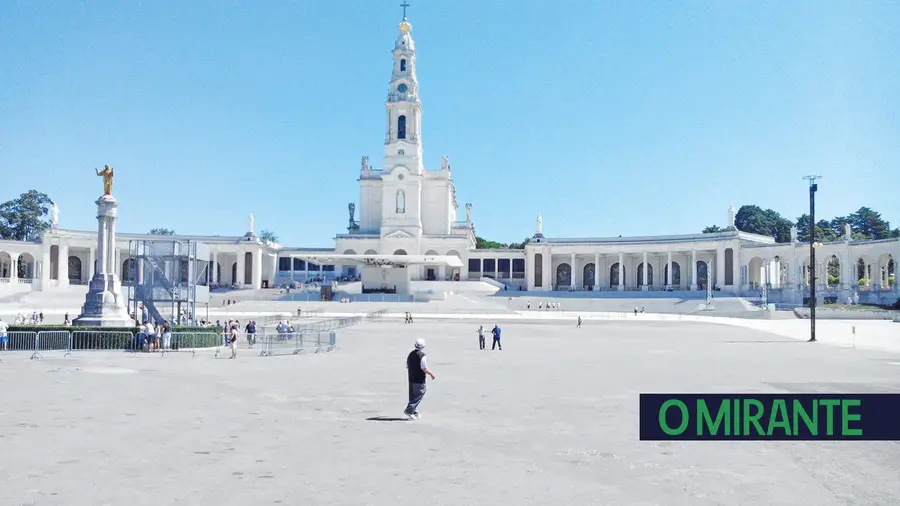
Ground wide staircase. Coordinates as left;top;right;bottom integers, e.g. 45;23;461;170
500;290;758;315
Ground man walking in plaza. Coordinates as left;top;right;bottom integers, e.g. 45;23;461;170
245;320;257;348
0;318;8;351
405;338;435;420
491;325;502;350
477;325;485;350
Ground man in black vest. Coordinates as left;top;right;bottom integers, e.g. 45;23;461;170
405;338;435;420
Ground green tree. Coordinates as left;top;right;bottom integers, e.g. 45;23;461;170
507;238;531;249
149;228;175;235
0;190;53;241
794;215;839;243
475;236;508;249
848;207;891;239
702;225;725;233
260;229;278;243
734;205;793;242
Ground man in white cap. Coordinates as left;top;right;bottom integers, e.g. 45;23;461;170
405;338;435;420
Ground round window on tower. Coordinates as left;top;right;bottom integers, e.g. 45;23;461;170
397;83;408;93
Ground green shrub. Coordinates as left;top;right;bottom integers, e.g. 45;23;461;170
169;327;221;349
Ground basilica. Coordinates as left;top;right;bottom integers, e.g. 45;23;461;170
0;14;897;305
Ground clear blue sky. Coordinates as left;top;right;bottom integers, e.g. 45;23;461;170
2;1;898;246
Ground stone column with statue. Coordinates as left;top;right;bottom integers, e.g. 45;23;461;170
73;165;134;326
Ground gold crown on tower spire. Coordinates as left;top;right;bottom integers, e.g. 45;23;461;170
398;2;411;32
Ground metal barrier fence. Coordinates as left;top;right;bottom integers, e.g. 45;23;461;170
258;331;336;356
1;312;390;361
214;329;338;357
35;330;73;359
0;330;222;360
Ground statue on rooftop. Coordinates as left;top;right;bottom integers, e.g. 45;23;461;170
361;156;369;173
442;155;450;172
465;203;472;224
248;214;255;235
536;214;543;235
50;202;59;228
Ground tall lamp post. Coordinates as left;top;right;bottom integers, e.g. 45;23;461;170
802;175;821;342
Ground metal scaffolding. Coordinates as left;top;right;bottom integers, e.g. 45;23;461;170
126;239;208;325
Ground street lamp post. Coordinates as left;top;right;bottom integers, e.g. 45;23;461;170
802;175;821;342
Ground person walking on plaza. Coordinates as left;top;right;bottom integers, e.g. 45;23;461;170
229;323;239;359
161;321;172;350
0;318;8;351
477;325;485;350
405;338;435;420
491;325;502;351
577;316;582;328
245;320;257;348
146;321;157;351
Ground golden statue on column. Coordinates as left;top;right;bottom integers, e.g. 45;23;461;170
96;164;114;196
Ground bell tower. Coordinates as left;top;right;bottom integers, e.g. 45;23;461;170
383;5;423;175
378;4;424;242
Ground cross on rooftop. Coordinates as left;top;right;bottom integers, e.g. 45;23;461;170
400;1;410;19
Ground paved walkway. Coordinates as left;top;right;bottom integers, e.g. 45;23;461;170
1;320;898;505
307;310;900;354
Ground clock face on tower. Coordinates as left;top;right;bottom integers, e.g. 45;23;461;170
397;83;408;93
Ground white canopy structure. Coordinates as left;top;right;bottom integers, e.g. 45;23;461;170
288;254;463;294
287;254;463;269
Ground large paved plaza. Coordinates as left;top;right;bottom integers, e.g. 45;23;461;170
1;319;899;505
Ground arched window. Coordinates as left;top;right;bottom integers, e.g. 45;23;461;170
400;59;407;72
398;115;407;140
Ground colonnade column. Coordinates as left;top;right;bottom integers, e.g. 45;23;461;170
211;251;218;283
40;242;51;287
526;250;534;290
618;252;624;290
269;253;278;287
252;249;263;289
570;253;576;289
642;252;648;290
59;241;69;286
541;246;553;291
691;251;697;291
236;251;246;286
10;254;19;281
715;245;726;290
666;251;672;287
593;253;600;290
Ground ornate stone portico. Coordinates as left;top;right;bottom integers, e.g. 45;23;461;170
521;232;741;292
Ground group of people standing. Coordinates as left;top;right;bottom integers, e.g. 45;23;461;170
476;325;502;350
137;321;172;351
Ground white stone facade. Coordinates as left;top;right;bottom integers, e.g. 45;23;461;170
0;15;896;305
